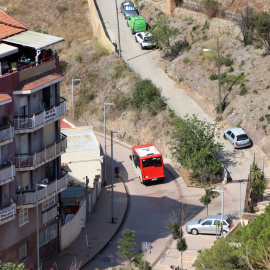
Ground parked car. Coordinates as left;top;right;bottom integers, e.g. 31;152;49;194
127;15;146;34
135;32;156;49
120;1;138;19
223;127;251;149
186;215;233;236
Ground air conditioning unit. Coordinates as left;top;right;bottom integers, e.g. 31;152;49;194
42;178;49;185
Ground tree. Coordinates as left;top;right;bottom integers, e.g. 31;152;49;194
167;223;187;270
231;204;270;270
201;0;222;18
169;114;224;184
194;237;245;269
148;12;179;54
251;163;266;198
117;229;136;270
199;187;220;216
236;4;254;45
253;11;270;54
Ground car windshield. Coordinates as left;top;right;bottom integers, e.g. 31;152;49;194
142;157;162;168
199;218;207;224
125;5;135;10
237;134;249;141
144;37;151;41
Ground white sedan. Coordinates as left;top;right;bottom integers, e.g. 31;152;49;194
135;32;156;49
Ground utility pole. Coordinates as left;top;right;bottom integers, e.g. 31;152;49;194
115;0;121;58
217;35;222;114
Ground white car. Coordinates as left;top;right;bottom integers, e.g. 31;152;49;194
223;127;252;149
135;32;156;49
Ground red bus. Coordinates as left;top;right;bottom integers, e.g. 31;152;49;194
129;144;165;184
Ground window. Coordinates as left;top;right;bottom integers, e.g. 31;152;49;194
39;224;58;247
19;209;29;227
142;157;162;168
202;219;212;226
19;242;28;261
42;196;55;211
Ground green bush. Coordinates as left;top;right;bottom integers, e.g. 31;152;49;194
132;79;165;116
209;73;218;80
75;55;82;63
259;116;265;122
220;54;233;67
253;89;258;94
183;57;190;64
111;90;131;110
240;84;248;95
179;77;184;82
265;114;270;123
228;67;234;72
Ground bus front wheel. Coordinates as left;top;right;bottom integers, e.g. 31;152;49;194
139;177;143;184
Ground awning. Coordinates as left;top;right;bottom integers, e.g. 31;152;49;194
0;43;18;58
3;31;64;50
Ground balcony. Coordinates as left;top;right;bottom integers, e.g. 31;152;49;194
0;201;16;225
15;133;67;171
16;173;68;207
0;160;15;186
14;98;66;133
0;124;14;146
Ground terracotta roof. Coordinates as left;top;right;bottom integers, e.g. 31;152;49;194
0;10;28;39
14;70;63;92
0;93;12;105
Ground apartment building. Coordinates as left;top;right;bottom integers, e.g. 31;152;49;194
0;10;67;267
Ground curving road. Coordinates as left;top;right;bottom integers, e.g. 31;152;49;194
83;134;182;269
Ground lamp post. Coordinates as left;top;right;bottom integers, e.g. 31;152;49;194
36;183;47;270
72;79;81;120
203;36;222;114
111;130;120;223
213;188;224;235
104;103;114;186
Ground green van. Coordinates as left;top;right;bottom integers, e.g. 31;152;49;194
127;15;146;34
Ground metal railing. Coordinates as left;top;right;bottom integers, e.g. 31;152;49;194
14;98;66;132
0;124;14;145
16;173;68;205
0;202;16;221
15;133;67;169
0;161;15;183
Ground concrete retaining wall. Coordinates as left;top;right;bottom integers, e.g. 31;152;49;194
88;0;115;53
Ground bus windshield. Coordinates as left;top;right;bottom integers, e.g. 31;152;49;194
142;157;162;168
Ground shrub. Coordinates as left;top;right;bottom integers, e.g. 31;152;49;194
192;25;199;31
179;77;184;82
253;89;258;94
111;90;131;110
228;67;234;72
183;57;190;64
203;20;210;30
265;114;270;123
259;116;265;122
209;73;218;80
132;79;166;116
75;55;82;63
185;44;192;51
239;60;245;68
220;54;234;67
240;84;248;95
110;62;127;79
201;0;220;18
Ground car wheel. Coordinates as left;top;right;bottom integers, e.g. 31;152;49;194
223;133;227;139
131;28;135;34
127;21;129;27
191;229;198;235
139;177;143;184
135;36;138;43
141;44;144;50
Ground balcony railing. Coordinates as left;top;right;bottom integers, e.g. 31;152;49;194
0;160;15;185
15;133;67;170
0;202;16;223
14;98;66;133
0;124;14;146
16;173;68;205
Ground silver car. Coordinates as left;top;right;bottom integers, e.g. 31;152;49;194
223;127;251;149
120;1;138;19
135;32;156;49
186;215;233;236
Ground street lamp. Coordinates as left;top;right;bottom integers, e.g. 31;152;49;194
36;183;47;270
111;130;121;223
212;188;224;235
72;79;81;120
203;35;222;114
104;103;114;186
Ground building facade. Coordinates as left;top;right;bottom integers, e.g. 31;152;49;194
0;10;67;267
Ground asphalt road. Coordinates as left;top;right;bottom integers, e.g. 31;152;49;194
82;133;247;270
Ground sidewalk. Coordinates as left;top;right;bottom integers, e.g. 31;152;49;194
42;176;128;270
